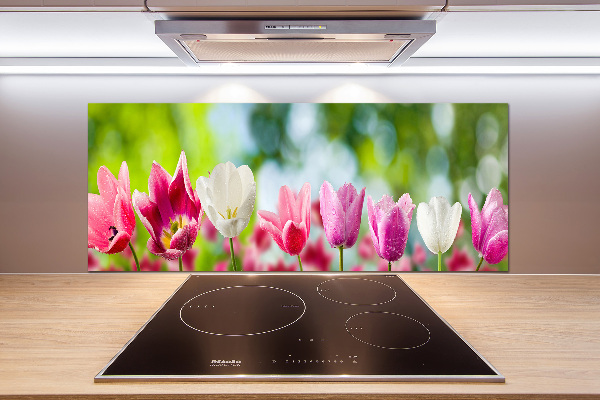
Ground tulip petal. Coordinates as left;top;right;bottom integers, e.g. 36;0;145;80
417;201;440;254
149;161;174;226
483;230;508;264
216;218;250;239
97;166;118;215
342;186;365;249
169;154;188;218
367;196;380;252
234;182;256;221
298;182;312;235
397;193;416;226
319;181;345;248
106;231;131;254
209;161;234;215
117;161;130;198
377;206;408;262
170;223;194;252
336;183;358;213
468;193;483;253
148;238;182;261
282;220;307;256
438;202;462;253
278;185;298;225
257;210;282;231
481;188;504;230
376;194;396;214
132;190;162;244
481;205;509;252
226;165;243;210
237;165;255;202
113;187;135;235
258;214;285;252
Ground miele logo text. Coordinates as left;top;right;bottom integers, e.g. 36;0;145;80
210;359;242;367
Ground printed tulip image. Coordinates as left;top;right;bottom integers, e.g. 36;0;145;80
197;162;256;271
88;161;138;267
319;181;366;271
132;151;202;270
258;184;311;271
416;196;462;271
468;188;508;270
89;103;508;272
366;194;415;271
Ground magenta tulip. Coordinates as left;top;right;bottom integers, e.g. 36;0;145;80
319;181;365;271
258;183;311;271
133;151;202;269
468;188;508;269
88;161;136;258
367;193;415;271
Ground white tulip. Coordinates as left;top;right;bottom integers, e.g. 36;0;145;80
196;162;256;239
416;196;462;256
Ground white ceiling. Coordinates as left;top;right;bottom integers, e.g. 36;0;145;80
0;10;599;59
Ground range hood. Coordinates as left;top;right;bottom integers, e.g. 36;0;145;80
155;20;435;67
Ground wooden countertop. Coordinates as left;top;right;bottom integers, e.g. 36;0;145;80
0;273;598;399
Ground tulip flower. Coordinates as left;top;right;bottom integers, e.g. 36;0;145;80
468;188;508;270
319;181;366;271
258;183;311;271
133;151;201;270
416;196;462;271
88;161;139;270
196;162;256;271
366;194;415;272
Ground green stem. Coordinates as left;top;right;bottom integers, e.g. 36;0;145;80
128;242;140;272
297;255;304;272
388;261;391;272
476;256;484;271
178;256;183;272
438;251;442;272
229;238;237;271
339;247;344;272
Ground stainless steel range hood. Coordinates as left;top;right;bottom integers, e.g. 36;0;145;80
155;20;435;67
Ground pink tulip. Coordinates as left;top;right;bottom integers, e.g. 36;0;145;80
133;151;202;265
412;242;427;265
302;236;334;271
311;199;323;228
358;234;377;260
214;260;230;272
258;183;311;270
249;224;272;252
88;251;100;271
468;188;508;268
88;161;135;255
367;194;415;271
200;218;219;242
319;181;365;271
445;246;476;271
242;245;264;271
268;258;299;272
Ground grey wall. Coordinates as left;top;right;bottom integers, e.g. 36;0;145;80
1;73;599;274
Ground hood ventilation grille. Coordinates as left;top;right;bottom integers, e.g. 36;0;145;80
182;39;411;63
156;20;435;67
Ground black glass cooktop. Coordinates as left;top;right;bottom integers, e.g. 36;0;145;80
95;273;503;382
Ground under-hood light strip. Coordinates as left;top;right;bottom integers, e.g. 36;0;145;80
0;58;599;75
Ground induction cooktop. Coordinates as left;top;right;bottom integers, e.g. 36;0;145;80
95;273;504;382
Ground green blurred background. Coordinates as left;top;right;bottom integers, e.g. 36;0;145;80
88;103;508;272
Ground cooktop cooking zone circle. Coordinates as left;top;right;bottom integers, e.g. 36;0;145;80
180;286;306;336
316;277;397;305
346;311;431;350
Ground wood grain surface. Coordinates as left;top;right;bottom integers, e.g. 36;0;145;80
0;273;598;399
